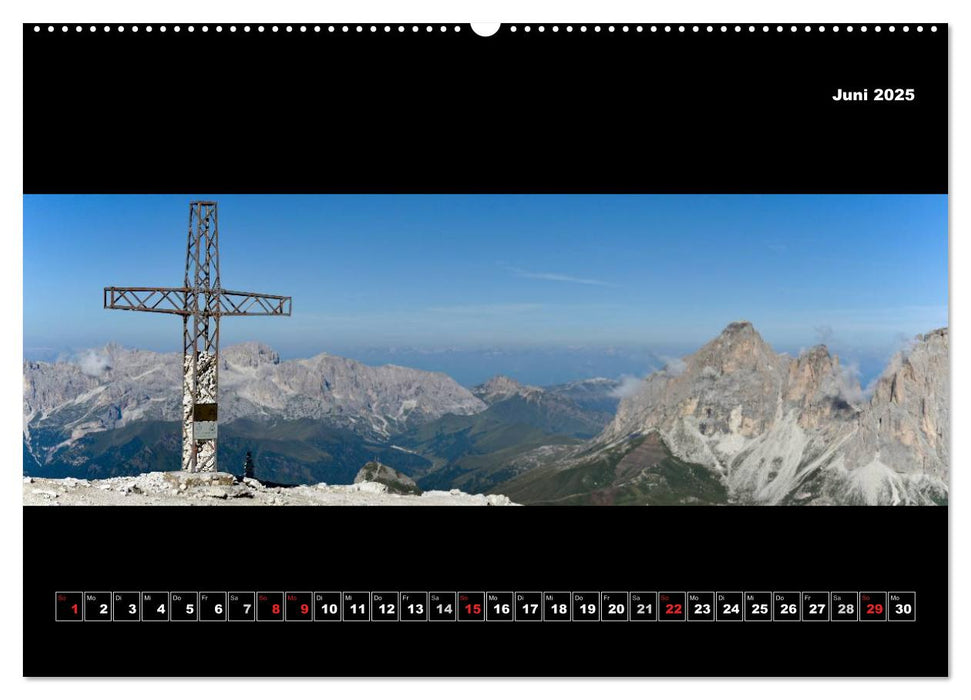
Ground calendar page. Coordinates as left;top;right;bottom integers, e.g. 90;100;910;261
23;21;946;677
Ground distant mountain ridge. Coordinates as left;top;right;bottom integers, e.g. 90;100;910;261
545;377;623;416
23;342;485;472
22;343;614;485
470;375;612;438
472;375;545;404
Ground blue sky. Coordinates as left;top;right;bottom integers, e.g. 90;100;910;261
23;195;947;385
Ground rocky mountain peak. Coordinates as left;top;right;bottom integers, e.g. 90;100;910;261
800;343;834;363
920;327;948;343
785;345;844;404
472;375;542;404
869;328;948;407
692;320;778;374
723;320;756;335
221;342;280;368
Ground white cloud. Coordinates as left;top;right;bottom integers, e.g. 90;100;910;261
77;350;111;377
661;356;687;376
426;303;544;315
836;360;866;404
610;374;646;399
610;356;687;398
503;265;616;287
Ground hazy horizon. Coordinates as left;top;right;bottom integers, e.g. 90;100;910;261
23;327;928;389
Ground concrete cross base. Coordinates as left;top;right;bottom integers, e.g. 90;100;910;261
162;471;237;489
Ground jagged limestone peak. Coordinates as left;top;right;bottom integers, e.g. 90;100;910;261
221;341;281;368
688;321;779;375
473;374;543;404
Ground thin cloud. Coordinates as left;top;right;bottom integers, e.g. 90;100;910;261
660;356;688;376
610;374;646;399
426;303;544;315
503;265;616;287
814;325;835;345
76;349;111;377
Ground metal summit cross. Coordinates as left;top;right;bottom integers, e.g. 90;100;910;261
104;201;292;473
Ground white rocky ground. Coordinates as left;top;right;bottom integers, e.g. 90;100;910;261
22;472;517;507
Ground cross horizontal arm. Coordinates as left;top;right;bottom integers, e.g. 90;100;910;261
219;290;292;316
104;287;291;316
104;287;190;315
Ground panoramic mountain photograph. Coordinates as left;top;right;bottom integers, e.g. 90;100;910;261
22;195;948;506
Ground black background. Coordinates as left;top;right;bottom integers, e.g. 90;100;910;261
26;507;946;676
24;23;945;194
23;23;947;677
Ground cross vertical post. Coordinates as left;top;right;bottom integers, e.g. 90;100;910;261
183;201;220;471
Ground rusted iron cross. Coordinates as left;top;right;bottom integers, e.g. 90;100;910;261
104;201;291;472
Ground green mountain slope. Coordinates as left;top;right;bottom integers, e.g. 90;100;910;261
397;402;582;493
497;433;729;506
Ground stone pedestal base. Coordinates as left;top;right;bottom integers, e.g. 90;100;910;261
162;471;237;489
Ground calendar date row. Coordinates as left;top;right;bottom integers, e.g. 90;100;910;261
55;591;916;622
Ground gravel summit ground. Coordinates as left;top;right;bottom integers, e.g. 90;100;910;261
22;472;517;507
